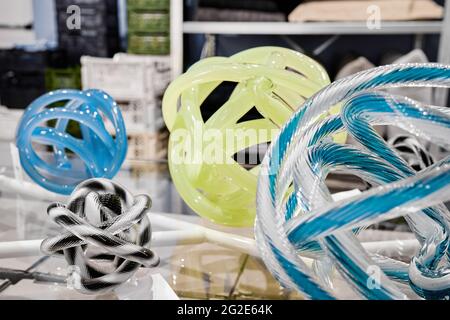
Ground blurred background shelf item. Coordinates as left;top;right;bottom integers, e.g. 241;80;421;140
81;54;170;100
127;0;171;55
0;29;36;49
114;52;171;95
0;47;69;109
198;0;280;11
0;107;22;142
193;8;285;21
0;71;46;110
81;53;171;162
0;0;35;49
55;0;121;63
0;0;33;27
45;66;81;91
128;11;170;33
182;20;444;35
127;131;168;162
288;0;444;22
128;33;170;54
127;0;170;11
116;99;165;134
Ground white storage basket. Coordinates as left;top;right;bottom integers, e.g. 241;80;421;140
81;54;171;100
127;131;168;161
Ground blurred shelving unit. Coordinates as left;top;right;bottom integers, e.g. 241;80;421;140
183;21;443;35
169;0;450;105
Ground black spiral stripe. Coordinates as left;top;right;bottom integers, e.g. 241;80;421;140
40;178;160;294
389;134;435;171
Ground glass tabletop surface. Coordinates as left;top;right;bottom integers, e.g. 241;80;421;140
0;143;303;300
0;141;419;300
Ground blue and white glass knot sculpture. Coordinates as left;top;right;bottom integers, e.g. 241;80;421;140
256;64;450;300
16;89;127;195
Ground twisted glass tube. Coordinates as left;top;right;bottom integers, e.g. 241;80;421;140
256;64;450;300
16;89;127;195
41;178;159;294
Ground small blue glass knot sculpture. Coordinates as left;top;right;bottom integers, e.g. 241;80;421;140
16;89;127;195
256;64;450;300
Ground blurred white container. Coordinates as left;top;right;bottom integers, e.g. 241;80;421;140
81;56;148;101
0;0;33;27
81;54;171;162
81;54;171;100
127;131;168;161
0;107;22;141
114;53;171;97
103;99;164;135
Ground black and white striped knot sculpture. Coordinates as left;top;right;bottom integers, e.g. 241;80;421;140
40;178;160;294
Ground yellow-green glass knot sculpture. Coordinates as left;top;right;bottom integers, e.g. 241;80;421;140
162;46;334;226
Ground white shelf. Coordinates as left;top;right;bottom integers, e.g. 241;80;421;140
183;21;443;35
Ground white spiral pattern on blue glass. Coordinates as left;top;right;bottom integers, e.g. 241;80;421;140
256;64;450;300
16;89;127;195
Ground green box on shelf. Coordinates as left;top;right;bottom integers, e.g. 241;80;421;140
127;33;170;55
127;0;170;11
45;66;81;91
128;11;170;33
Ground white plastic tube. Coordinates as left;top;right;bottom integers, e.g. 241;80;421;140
0;178;420;261
0;174;66;202
0;212;420;260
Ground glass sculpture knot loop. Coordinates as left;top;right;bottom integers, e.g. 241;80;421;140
162;46;332;226
16;89;127;195
256;63;450;300
40;178;159;294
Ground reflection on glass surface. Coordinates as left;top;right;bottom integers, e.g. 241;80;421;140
0;152;296;300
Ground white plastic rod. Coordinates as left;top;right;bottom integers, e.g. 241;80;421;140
0;212;261;259
0;228;419;261
0;176;359;204
151;213;258;256
0;239;42;258
0;179;420;260
0;230;203;259
0;231;315;268
356;239;419;259
151;213;421;258
0;174;66;202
